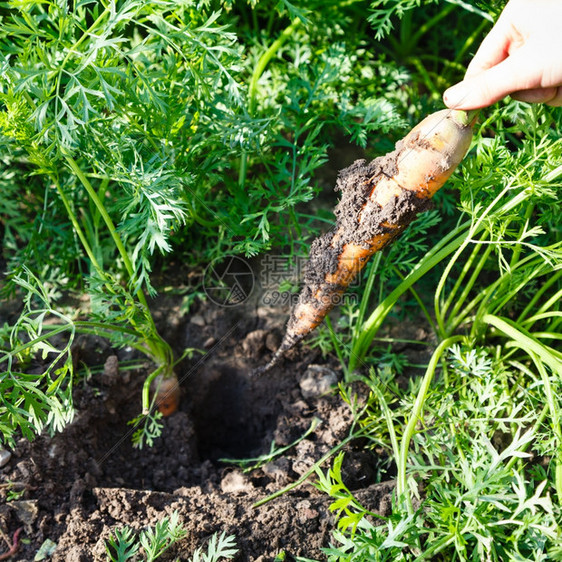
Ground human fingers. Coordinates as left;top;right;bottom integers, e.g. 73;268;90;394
510;86;559;104
464;10;516;79
443;49;537;109
545;86;562;107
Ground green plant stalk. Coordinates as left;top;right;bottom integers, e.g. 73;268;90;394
60;320;140;339
483;314;562;374
73;326;151;357
1;318;157;373
525;331;562;343
392;266;437;334
466;201;538;335
517;270;562;323
2;324;71;364
470;255;553;339
450;248;548;337
533;287;562;320
407;57;439;96
398;9;412;53
370;382;400;462
453;18;490;64
434;239;482;338
439;239;480;316
348;223;471;371
505;339;562;362
530;353;562;504
351;254;382;353
409;3;456;48
359;255;382;325
53;175;104;274
434;185;534;337
440;230;487;321
509;202;535;271
65;157;138;287
141;364;167;414
325;316;348;380
412;535;456;562
221;417;321;472
445;291;486;336
64;155;173;370
238;18;301;188
396;336;463;512
421;54;466;75
521;311;562;326
51;175;153;338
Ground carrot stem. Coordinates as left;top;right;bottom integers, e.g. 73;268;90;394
349;222;471;372
325;316;348;380
65;155;173;370
142;364;167;414
238;18;301;189
450;109;480;127
392;266;437;335
396;336;464;512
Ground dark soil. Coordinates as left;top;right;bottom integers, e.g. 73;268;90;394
0;273;423;561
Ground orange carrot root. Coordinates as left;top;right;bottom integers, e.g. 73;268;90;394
152;374;181;416
256;109;475;375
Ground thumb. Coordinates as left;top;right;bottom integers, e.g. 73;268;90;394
443;49;539;110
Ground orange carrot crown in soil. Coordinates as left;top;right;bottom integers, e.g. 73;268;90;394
255;109;477;375
152;374;181;416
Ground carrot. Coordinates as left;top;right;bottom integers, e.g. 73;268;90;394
255;109;477;375
152;374;181;416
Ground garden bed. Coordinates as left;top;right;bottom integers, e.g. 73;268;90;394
0;278;420;560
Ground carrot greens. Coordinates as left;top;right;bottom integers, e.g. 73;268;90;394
1;0;561;559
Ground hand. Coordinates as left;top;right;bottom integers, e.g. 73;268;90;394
443;0;562;109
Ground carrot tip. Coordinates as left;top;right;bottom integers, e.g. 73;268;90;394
253;352;282;376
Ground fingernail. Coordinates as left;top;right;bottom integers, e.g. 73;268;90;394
443;84;467;109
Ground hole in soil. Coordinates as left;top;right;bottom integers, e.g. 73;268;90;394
190;366;282;462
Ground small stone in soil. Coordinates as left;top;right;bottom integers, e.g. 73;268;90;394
299;365;338;399
11;499;39;532
262;458;291;485
190;314;205;327
101;354;119;386
265;331;281;352
0;447;11;467
292;440;316;476
296;499;319;523
220;470;252;494
16;461;32;479
203;336;217;348
241;329;268;358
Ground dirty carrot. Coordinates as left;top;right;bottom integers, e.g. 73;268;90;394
255;109;477;374
153;376;181;416
147;371;181;416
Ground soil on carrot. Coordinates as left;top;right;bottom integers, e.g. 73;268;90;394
0;256;432;561
305;150;434;290
274;152;434;374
